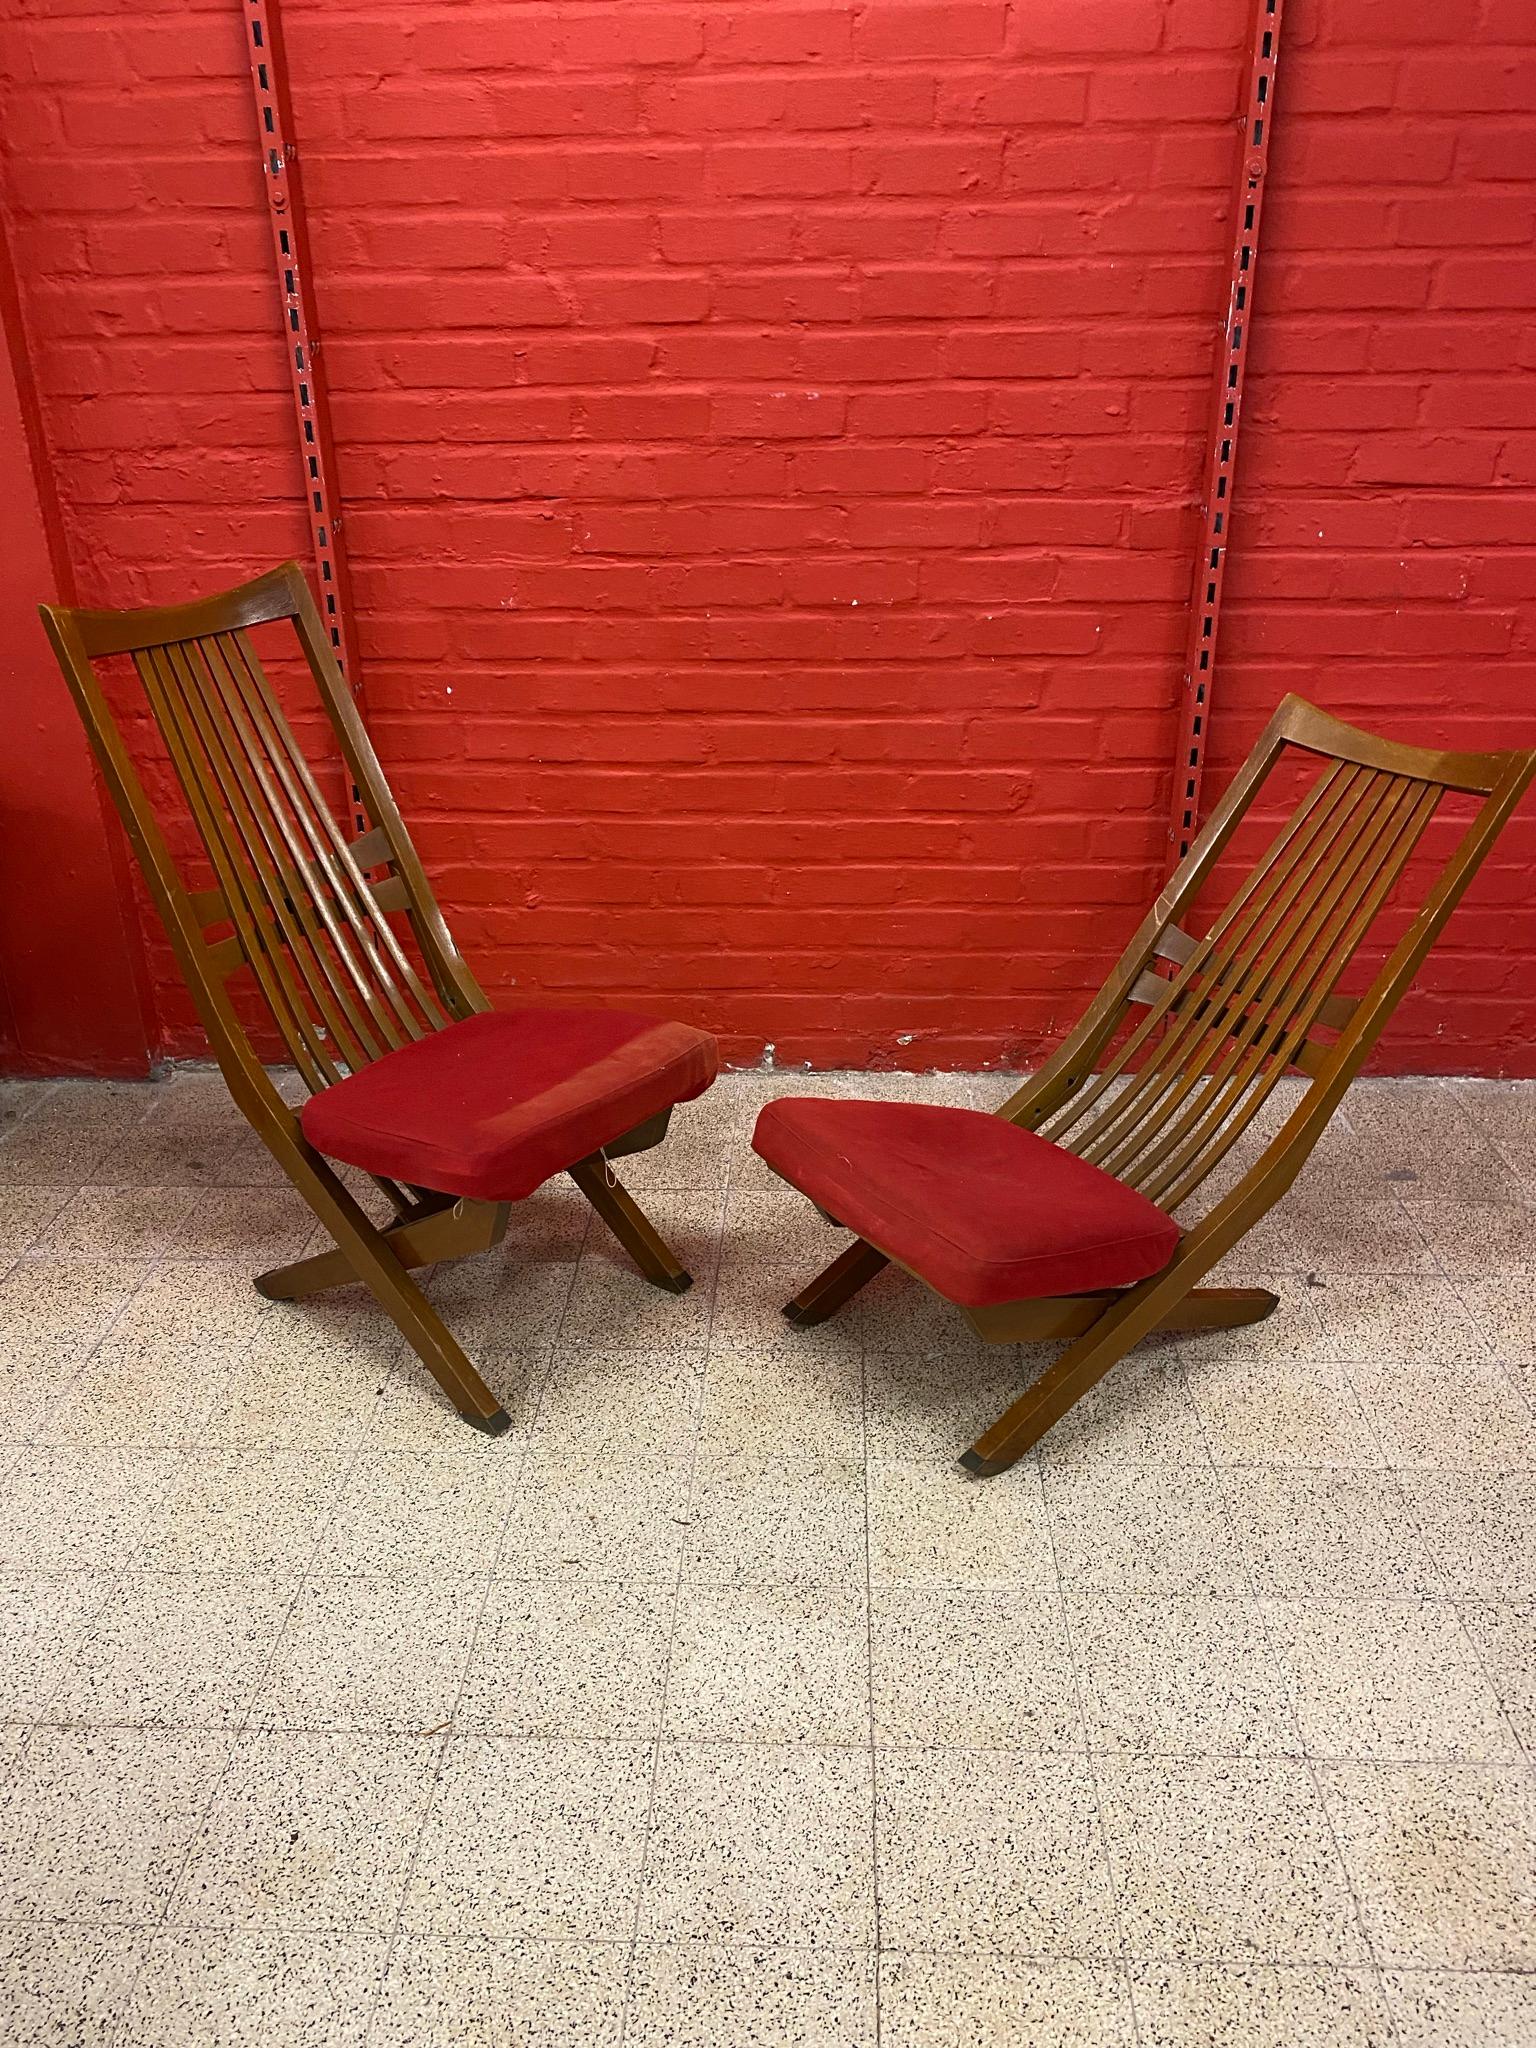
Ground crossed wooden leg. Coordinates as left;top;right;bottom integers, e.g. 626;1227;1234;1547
568;1156;693;1294
256;1123;696;1435
783;1238;1279;1476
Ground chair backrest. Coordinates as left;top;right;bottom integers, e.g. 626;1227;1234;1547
998;695;1536;1219
41;562;485;1102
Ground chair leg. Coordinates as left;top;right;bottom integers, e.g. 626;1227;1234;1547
958;1265;1265;1476
960;1311;1145;1477
783;1239;891;1327
264;1145;512;1436
568;1157;692;1294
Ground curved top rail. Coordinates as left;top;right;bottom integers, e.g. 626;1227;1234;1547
1273;693;1533;798
42;562;310;661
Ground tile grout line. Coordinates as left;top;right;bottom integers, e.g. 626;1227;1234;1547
3;1199;302;2046
1044;1460;1145;2047
355;1186;595;2041
615;1179;727;2048
1209;1390;1394;2018
859;1320;883;2045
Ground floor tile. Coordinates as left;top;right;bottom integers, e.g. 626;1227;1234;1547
1189;1357;1379;1467
170;1730;440;1933
697;1346;864;1464
1308;1273;1491;1365
35;1185;196;1261
1045;1464;1247;1596
0;1447;178;1571
1038;1354;1213;1467
686;1450;866;1589
19;1080;156;1135
0;1122;119;1188
1220;1467;1442;1599
458;1579;674;1738
1381;1968;1536;2048
628;1943;877;2048
404;1735;653;1940
1159;1272;1326;1371
711;1191;862;1365
1398;1471;1536;1599
137;1451;350;1574
557;1190;722;1365
0;1342;85;1446
1127;1961;1394;2047
868;1457;1056;1591
864;1344;1032;1463
0;1187;70;1259
0;1255;149;1349
1320;1761;1536;1968
1098;1755;1367;1963
1411;1198;1536;1276
880;1953;1135;2048
1261;1599;1518;1762
34;1332;242;1448
620;1079;738;1193
1453;1598;1536;1748
417;1185;589;1371
319;1449;514;1577
1068;1594;1297;1758
0;1923;148;2048
368;1935;626;2048
165;1186;318;1265
877;1748;1112;1956
1456;1271;1536;1365
847;1259;984;1367
251;1575;481;1733
641;1741;875;1947
870;1587;1081;1751
112;1258;278;1346
1233;1187;1442;1277
120;1929;390;2048
202;1344;391;1451
0;1569;112;1723
51;1571;298;1730
1343;1083;1515;1205
503;1449;693;1581
667;1583;868;1744
532;1354;703;1464
0;1725;232;1923
1346;1357;1535;1468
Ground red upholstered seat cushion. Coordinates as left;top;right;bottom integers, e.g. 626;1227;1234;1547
302;1006;718;1202
752;1097;1179;1307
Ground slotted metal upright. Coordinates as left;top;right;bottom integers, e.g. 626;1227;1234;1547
239;0;362;708
1168;0;1287;862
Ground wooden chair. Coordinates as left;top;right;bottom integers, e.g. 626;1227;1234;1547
42;562;719;1434
756;696;1536;1475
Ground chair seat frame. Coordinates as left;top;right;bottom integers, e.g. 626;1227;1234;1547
781;695;1536;1475
43;562;699;1435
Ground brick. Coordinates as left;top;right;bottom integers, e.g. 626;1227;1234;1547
5;0;1534;1080
852;6;1007;61
1013;0;1164;54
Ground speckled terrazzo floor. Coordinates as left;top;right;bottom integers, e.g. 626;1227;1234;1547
0;1066;1533;2047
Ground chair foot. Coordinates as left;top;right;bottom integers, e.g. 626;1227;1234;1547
464;1405;513;1437
783;1239;891;1328
956;1447;1000;1477
568;1157;692;1292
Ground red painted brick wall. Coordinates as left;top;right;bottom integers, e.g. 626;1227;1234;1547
2;0;1533;1073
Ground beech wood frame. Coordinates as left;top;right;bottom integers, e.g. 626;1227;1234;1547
782;695;1536;1476
42;561;695;1436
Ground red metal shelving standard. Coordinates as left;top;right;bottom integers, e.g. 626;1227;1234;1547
239;0;363;710
1168;0;1287;863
